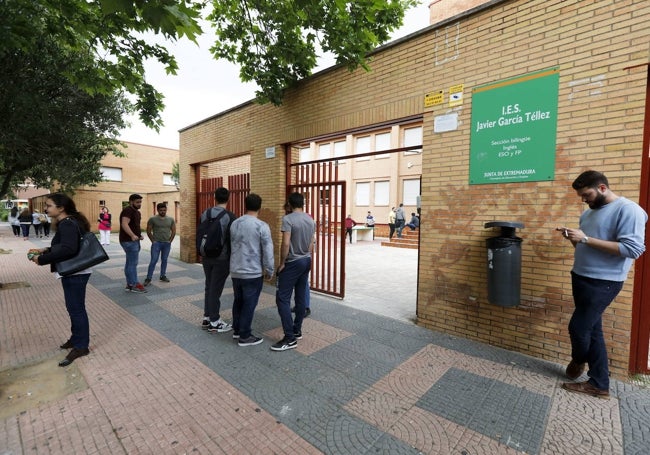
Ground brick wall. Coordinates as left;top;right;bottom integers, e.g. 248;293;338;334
180;0;650;377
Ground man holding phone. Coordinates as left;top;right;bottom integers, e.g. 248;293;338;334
556;170;646;398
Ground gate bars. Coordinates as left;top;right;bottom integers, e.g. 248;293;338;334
289;160;346;299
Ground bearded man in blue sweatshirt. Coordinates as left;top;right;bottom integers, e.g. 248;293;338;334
557;170;647;399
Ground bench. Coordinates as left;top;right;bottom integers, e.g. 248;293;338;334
351;226;374;243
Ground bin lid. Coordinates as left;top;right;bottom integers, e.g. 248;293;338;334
484;221;524;229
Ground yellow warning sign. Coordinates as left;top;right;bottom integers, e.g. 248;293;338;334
449;84;464;107
424;90;444;107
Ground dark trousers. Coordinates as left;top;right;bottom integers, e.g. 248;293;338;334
346;228;353;243
61;273;91;349
276;257;311;339
569;272;623;390
20;224;30;237
232;276;264;339
202;257;230;322
395;219;405;238
388;223;395;239
11;225;20;236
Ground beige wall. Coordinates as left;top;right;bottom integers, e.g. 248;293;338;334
32;142;180;232
180;0;650;378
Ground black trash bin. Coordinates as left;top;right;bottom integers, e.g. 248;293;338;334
484;221;524;307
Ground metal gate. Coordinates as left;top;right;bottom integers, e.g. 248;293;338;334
196;173;250;220
289;161;346;298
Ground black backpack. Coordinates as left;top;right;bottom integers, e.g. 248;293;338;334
196;208;230;257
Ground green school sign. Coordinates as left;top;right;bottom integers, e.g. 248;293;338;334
469;67;559;184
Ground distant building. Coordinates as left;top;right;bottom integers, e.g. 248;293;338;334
31;141;180;232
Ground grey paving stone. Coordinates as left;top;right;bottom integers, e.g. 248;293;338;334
418;368;549;455
287;356;369;404
311;343;396;386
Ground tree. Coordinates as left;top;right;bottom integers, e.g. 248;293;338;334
208;0;418;104
171;161;180;189
1;0;416;124
0;39;130;198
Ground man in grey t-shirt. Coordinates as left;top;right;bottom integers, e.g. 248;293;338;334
271;192;316;351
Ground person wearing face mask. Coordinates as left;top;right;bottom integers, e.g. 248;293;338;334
556;170;647;399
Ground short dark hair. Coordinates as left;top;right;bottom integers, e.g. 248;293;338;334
572;170;609;190
288;192;304;209
129;193;142;202
214;187;229;204
156;203;167;210
245;193;262;211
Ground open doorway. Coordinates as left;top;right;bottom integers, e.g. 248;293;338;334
287;117;423;323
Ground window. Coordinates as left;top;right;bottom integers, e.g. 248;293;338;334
319;188;330;205
356;182;370;206
355;136;371;161
318;143;330;160
403;179;421;205
374;181;390;206
299;147;311;162
375;132;391;159
163;173;175;186
100;166;122;181
403;126;423;155
333;140;346;161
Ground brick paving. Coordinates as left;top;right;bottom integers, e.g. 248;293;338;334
1;229;649;454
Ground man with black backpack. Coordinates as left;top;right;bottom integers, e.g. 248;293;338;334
197;187;236;333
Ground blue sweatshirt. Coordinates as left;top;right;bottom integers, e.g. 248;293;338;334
573;197;647;281
229;214;274;279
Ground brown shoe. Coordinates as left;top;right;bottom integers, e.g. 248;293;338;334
59;339;73;349
565;360;586;380
58;348;90;367
562;381;609;399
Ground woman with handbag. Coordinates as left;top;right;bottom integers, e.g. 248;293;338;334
97;206;112;245
30;193;93;367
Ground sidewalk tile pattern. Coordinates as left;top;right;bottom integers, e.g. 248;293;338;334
1;232;649;454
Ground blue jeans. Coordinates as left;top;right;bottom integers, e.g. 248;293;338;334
61;273;91;349
202;256;230;322
276;257;311;339
147;241;171;279
232;277;264;339
20;224;31;238
120;240;141;286
569;272;623;390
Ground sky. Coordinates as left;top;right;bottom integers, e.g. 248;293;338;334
118;3;432;149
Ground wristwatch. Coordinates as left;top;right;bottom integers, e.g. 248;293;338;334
580;236;589;244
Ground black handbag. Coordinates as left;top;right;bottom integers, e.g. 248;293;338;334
55;224;109;276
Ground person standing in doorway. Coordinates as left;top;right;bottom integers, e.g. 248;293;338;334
286;202;312;317
199;187;236;333
394;203;406;238
145;203;176;286
229;193;274;346
557;170;646;399
119;194;147;293
272;192;316;351
98;206;112;245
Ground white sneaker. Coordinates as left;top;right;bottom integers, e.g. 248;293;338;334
207;319;232;333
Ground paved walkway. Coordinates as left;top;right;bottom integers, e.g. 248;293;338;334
1;227;649;454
